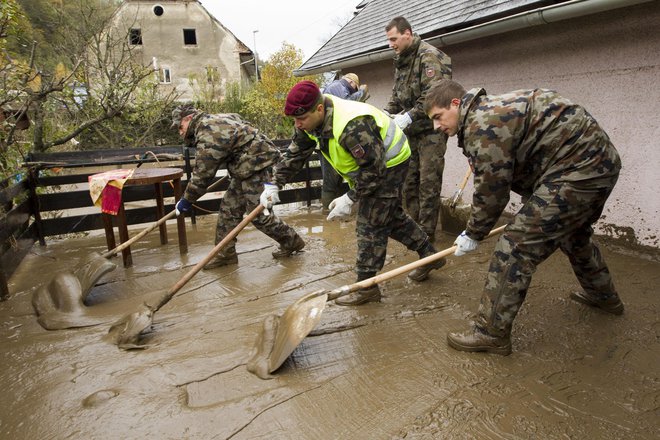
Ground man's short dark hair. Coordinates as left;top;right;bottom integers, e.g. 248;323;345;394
386;16;412;34
424;80;467;113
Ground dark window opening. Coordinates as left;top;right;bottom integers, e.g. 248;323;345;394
129;28;142;45
183;29;197;46
153;5;164;16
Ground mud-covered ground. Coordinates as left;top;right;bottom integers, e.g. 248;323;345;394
1;206;658;439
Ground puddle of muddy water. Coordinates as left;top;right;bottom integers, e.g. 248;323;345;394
1;208;658;439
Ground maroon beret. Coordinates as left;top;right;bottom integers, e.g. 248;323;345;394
284;81;321;116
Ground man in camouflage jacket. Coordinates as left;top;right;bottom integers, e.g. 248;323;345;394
319;73;370;210
385;16;452;241
172;105;304;269
424;80;623;355
260;81;446;306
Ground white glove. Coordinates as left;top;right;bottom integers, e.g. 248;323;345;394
393;112;412;130
454;230;479;256
326;193;354;221
259;183;280;215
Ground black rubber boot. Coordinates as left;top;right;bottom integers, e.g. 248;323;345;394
321;191;335;212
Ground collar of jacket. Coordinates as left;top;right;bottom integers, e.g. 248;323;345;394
394;33;421;68
457;87;487;149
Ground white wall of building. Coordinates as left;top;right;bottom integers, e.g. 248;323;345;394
112;1;250;100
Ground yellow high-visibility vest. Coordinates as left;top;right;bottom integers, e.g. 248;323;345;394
307;95;410;187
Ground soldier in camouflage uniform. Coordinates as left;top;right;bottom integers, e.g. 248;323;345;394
171;105;304;269
319;73;370;210
424;80;623;355
260;81;446;306
385;16;452;241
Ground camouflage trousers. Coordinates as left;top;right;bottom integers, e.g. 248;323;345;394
356;161;430;278
215;168;301;251
476;178;619;337
403;130;447;239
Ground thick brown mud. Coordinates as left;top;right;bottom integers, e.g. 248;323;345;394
1;207;658;439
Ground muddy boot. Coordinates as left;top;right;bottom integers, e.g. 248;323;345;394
272;235;305;259
203;248;238;270
570;291;624;315
408;239;446;282
447;326;512;356
336;272;381;306
335;285;381;306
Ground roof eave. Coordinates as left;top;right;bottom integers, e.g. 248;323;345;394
294;0;653;76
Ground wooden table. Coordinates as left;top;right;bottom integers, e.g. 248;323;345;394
101;167;187;267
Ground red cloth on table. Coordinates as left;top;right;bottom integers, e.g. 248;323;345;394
88;169;134;215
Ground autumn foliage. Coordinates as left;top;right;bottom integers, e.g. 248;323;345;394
242;42;322;139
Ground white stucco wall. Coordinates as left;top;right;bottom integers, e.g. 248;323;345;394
112;1;249;100
354;2;660;248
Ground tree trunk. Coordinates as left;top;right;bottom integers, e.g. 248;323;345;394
32;100;45;152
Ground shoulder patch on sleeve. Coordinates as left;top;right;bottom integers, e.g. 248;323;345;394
350;144;365;159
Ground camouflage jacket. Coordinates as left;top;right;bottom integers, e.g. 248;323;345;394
385;34;452;136
183;112;280;202
273;97;393;200
458;88;621;240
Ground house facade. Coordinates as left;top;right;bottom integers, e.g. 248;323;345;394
298;0;660;250
111;0;256;101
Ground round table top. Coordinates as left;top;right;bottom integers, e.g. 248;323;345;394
126;167;183;185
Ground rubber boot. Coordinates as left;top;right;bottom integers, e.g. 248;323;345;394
408;239;446;282
272;235;305;259
203;247;238;270
335;272;381;306
447;326;512;356
570;291;624;315
321;191;335;212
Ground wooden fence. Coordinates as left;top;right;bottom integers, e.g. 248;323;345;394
0;142;336;298
0;171;41;299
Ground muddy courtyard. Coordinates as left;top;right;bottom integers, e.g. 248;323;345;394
1;207;658;439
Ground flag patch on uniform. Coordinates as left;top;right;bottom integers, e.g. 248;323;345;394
425;67;435;78
350;144;365;158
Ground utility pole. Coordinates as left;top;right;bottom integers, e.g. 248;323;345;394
252;30;259;81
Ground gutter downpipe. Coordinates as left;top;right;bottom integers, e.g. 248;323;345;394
294;0;653;76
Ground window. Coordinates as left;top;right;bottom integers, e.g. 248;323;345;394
183;29;197;46
159;67;171;84
129;28;142;45
153;5;164;16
